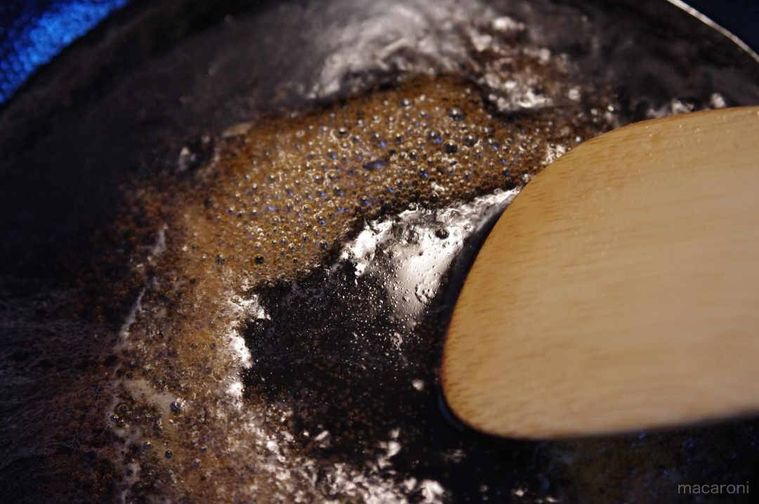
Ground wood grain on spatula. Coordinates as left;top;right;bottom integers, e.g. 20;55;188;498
442;107;759;439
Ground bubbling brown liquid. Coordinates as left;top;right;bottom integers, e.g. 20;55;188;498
2;0;758;502
176;77;597;281
114;77;604;501
108;71;759;502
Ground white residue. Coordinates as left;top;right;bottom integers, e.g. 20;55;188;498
116;289;144;343
224;293;269;405
418;480;446;502
308;0;494;99
340;189;519;324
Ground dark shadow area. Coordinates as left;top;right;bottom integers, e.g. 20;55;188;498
242;251;549;501
242;217;759;502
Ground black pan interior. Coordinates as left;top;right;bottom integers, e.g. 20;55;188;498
1;1;758;502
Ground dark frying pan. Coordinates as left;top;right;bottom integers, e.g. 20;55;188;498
1;1;758;502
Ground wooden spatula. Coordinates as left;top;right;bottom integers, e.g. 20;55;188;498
441;106;759;439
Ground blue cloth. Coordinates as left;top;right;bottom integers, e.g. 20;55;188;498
0;0;128;104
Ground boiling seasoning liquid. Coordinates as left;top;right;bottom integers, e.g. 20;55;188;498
1;0;758;502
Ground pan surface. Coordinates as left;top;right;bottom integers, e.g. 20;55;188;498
1;0;758;502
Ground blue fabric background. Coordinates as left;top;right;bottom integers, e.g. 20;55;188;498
0;0;128;103
0;0;756;106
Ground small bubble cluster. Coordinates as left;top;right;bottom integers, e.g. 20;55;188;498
170;77;592;284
